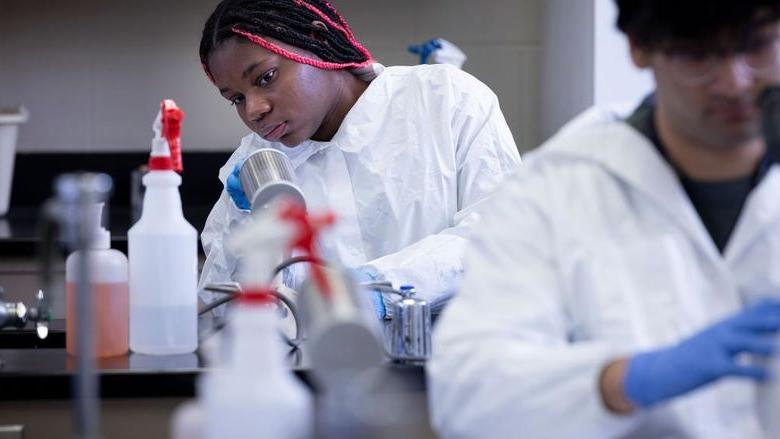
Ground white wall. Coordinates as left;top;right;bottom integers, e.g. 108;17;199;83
0;0;542;153
541;0;654;139
540;0;595;139
0;0;239;153
594;0;653;109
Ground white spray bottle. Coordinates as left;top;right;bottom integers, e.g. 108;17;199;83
128;99;197;355
201;203;313;439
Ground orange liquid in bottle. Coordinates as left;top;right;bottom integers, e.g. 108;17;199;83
66;281;129;357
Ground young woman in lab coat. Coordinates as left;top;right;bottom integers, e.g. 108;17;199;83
197;0;522;318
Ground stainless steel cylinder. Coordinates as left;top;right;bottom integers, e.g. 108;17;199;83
300;267;385;387
239;148;305;211
390;295;431;362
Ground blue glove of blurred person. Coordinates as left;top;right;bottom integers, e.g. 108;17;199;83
408;38;442;64
352;268;387;320
226;159;250;211
624;299;780;408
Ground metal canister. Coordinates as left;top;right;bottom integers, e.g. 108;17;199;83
300;267;385;382
238;148;306;211
389;286;431;363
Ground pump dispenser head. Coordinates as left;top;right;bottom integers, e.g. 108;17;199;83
86;202;110;250
149;99;185;172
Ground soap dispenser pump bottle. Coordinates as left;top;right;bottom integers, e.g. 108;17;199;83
65;202;129;357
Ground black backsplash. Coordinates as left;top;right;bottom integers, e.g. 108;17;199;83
10;151;231;208
1;152;232;256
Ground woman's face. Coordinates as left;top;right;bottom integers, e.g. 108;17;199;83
207;37;345;147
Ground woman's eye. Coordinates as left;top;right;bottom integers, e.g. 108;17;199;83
258;69;277;87
229;95;244;106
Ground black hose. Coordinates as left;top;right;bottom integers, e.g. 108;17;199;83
273;255;324;276
198;256;326;316
198;294;237;316
197;256;323;347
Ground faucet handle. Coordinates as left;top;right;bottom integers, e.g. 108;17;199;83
35;321;49;340
31;290;50;339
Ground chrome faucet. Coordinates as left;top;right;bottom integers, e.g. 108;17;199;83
0;288;49;338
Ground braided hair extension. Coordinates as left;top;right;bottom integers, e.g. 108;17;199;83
199;0;373;81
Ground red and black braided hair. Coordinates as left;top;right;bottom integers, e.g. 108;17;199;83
199;0;374;80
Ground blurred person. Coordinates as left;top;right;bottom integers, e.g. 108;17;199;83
429;1;780;437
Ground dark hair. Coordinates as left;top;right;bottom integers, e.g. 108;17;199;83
199;0;372;77
615;0;780;53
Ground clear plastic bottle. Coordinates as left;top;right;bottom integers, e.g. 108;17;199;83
171;203;310;439
203;293;313;439
66;202;129;357
128;100;197;355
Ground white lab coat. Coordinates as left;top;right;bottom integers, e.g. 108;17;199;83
199;64;522;311
428;106;780;438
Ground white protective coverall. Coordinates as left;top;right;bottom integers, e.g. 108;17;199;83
428;106;780;438
199;64;522;311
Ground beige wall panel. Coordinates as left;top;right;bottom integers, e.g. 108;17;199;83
0;0;540;153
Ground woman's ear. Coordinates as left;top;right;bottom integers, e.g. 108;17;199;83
629;39;652;69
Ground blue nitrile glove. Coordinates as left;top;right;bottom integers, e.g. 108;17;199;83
226;159;250;211
352;268;387;320
624;299;780;408
408;38;442;64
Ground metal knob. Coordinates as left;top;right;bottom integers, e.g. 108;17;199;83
389;286;431;363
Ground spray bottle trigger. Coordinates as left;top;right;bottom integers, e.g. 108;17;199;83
277;203;336;299
161;99;185;173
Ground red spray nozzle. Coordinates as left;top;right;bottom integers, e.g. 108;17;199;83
277;202;337;299
161;99;184;172
148;99;186;172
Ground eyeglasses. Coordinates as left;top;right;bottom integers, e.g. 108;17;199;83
661;33;780;86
